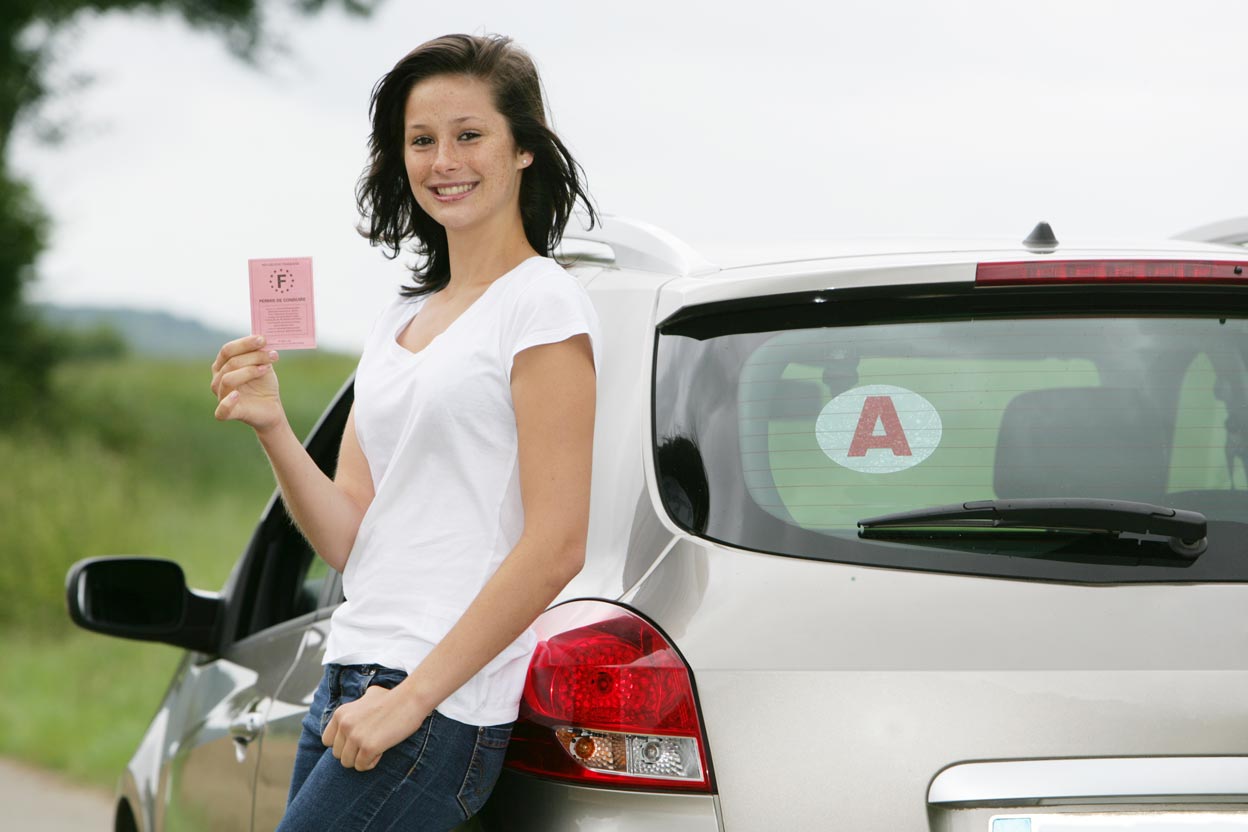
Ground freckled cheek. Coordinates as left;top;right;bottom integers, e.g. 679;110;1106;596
405;159;430;197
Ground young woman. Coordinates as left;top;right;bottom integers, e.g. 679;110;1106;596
209;33;599;830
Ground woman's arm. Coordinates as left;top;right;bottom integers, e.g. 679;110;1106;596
212;335;374;573
321;332;595;771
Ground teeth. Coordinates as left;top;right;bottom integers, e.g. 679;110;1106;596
436;184;475;195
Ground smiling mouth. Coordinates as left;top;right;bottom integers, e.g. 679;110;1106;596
433;183;477;197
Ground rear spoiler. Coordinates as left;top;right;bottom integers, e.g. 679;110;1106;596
1173;216;1248;246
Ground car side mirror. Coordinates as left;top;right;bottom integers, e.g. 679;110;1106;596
65;557;223;654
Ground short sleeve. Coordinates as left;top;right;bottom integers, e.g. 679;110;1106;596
501;267;600;382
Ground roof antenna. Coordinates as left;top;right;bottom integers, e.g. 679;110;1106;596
1023;221;1058;252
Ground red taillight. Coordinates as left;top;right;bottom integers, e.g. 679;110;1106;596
504;600;712;793
976;259;1248;285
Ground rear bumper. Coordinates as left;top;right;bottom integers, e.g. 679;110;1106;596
478;770;721;831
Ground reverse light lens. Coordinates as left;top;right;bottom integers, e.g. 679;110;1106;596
976;260;1248;285
504;600;712;793
555;727;704;781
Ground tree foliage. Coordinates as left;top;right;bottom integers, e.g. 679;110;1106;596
0;0;377;422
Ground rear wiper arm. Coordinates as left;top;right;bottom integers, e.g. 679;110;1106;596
858;498;1208;559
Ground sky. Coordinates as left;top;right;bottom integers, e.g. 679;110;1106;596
11;0;1248;351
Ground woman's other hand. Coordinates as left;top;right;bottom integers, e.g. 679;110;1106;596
321;684;432;772
211;334;284;433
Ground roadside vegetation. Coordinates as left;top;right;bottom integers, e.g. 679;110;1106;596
0;350;356;787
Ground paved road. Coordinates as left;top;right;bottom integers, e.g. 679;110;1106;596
0;757;113;830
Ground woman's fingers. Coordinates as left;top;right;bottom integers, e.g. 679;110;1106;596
215;363;272;401
213;391;240;421
212;334;266;374
336;734;354;768
210;335;285;433
322;708;353;765
320;702;383;772
330;720;359;769
210;348;278;398
321;712;338;749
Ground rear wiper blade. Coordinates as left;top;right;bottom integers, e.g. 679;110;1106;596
858;498;1207;559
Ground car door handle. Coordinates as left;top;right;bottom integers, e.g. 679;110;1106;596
229;710;265;744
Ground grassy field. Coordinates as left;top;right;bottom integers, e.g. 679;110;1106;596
0;351;356;788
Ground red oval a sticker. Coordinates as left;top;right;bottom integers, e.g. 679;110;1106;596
816;385;943;473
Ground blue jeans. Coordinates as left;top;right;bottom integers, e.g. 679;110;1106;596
277;664;513;832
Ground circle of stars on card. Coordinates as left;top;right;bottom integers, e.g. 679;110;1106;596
268;269;295;294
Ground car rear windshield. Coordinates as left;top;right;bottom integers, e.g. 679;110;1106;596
653;284;1248;582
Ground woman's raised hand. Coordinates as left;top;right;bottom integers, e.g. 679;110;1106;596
211;335;285;433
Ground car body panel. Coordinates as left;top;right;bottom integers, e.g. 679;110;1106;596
553;267;681;602
1174;216;1248;245
120;658;183;832
622;540;1248;828
251;612;334;831
151;622;304;831
708;236;1248;271
480;770;721;830
656;244;1248;319
626;539;1248;673
657;260;978;321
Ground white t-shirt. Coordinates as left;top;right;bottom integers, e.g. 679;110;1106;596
323;256;600;726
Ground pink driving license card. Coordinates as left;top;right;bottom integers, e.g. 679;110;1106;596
248;257;316;349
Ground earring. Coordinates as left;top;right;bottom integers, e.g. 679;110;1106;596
521;157;531;166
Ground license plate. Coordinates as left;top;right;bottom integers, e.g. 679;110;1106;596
991;813;1248;831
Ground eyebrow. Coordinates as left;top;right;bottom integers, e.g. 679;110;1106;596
406;116;482;131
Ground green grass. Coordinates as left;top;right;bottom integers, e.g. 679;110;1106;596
0;351;356;787
0;631;184;787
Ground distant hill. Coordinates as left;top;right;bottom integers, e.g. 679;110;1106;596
34;304;239;359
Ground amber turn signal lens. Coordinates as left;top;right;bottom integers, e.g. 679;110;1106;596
573;736;596;760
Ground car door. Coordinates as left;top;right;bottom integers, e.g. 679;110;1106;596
248;561;341;831
158;608;310;831
157;381;354;832
246;382;355;831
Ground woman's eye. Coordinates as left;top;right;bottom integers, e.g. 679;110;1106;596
411;136;433;147
459;131;481;141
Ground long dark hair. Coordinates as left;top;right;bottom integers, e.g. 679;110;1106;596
356;33;596;297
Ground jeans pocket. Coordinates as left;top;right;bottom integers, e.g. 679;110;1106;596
455;724;513;820
316;704;335;735
366;666;409;691
304;666;337;736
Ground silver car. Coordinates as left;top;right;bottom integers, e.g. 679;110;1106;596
69;216;1248;830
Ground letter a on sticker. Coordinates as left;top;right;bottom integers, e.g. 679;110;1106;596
847;396;912;457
